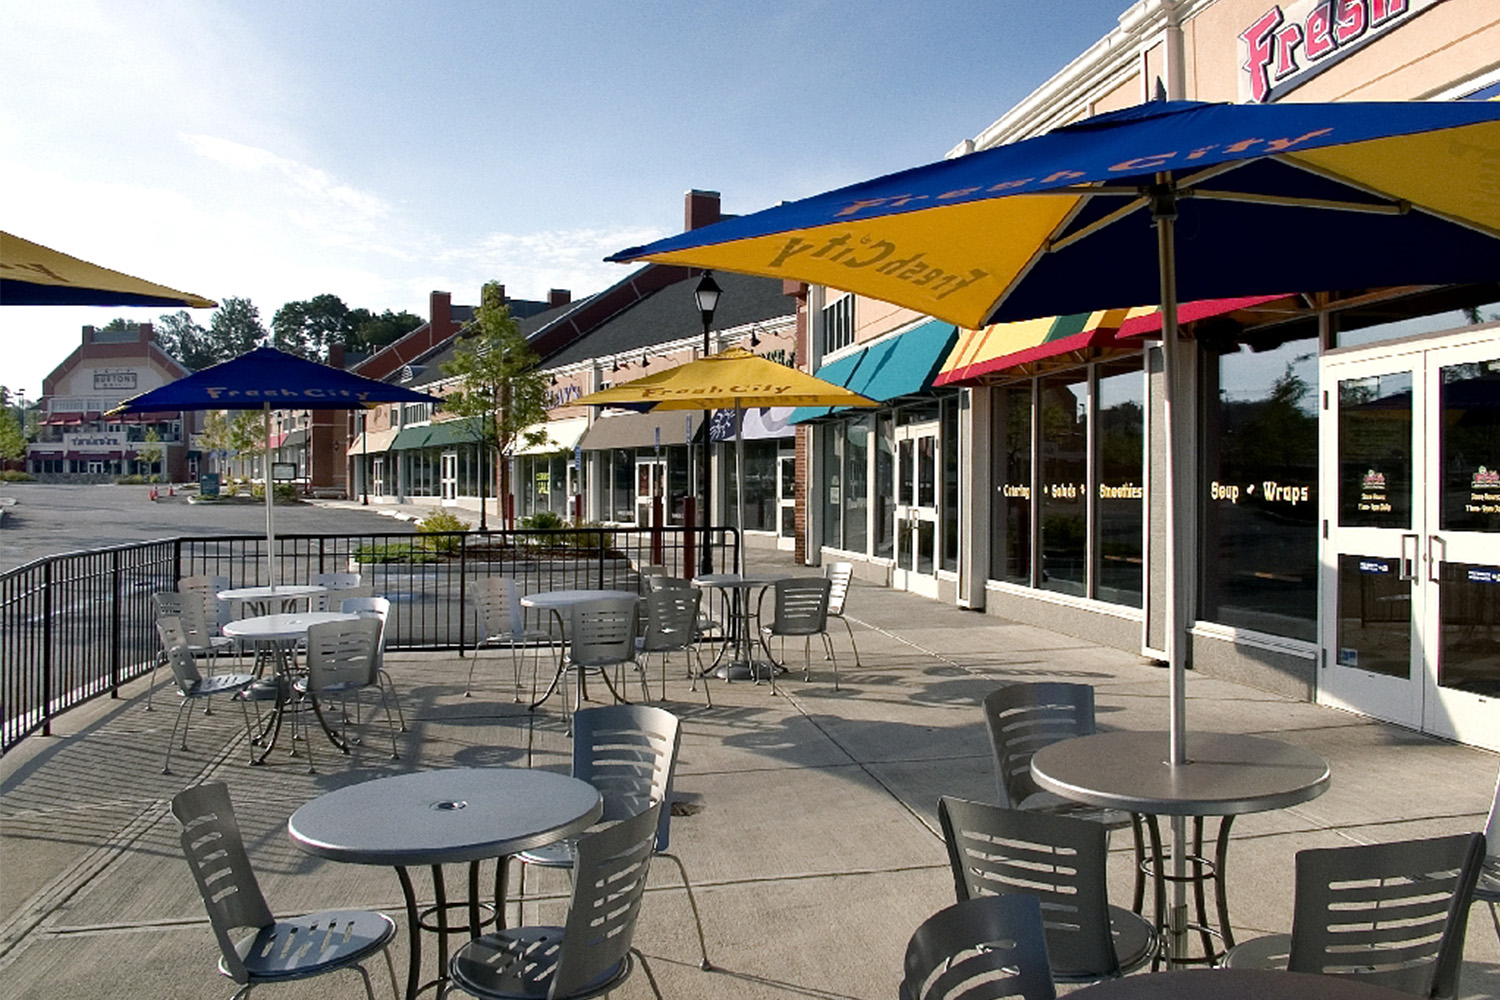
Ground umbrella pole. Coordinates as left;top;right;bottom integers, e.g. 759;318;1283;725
264;403;276;587
735;401;747;576
1154;178;1191;966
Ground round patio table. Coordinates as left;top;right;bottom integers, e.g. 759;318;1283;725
1065;968;1415;999
288;767;602;1000
217;583;326;616
1031;730;1329;967
520;589;639;710
692;573;789;680
222;610;358;762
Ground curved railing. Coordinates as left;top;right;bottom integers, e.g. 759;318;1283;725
0;526;738;754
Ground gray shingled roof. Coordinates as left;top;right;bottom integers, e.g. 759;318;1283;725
401;297;592;388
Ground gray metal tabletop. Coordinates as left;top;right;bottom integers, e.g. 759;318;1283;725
222;611;358;641
287;767;603;867
1030;730;1330;817
519;589;637;610
1066;968;1415;999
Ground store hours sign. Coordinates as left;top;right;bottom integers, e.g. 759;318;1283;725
1239;0;1447;104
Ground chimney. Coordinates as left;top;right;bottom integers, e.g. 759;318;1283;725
429;290;453;336
327;342;345;368
685;189;721;231
83;325;96;343
139;322;153;344
548;289;572;309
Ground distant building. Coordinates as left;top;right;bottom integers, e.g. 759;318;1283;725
27;323;196;482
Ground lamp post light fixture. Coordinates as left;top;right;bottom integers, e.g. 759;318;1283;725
693;271;722;574
360;410;369;505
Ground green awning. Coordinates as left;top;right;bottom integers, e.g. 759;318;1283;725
789;319;957;423
389;416;485;451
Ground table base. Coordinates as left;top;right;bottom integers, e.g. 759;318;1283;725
394;859;511;999
714;659;785;681
1142;813;1235;967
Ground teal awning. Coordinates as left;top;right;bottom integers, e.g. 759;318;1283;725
389;425;430;450
789;319;957;423
389;416;485;451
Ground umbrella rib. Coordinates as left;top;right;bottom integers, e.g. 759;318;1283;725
979;193;1095;329
1045;195;1150;253
1186;189;1407;215
1277;155;1500;242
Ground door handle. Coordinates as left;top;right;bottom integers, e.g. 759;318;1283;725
1428;534;1445;584
1400;533;1419;581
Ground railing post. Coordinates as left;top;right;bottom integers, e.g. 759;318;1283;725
41;560;53;737
597;528;607;590
109;548;123;697
457;531;468;657
172;537;183;585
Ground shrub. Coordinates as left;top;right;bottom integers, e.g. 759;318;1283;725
416;509;471;554
250;483;300;502
0;470;35;482
351;542;437;564
520;510;565;530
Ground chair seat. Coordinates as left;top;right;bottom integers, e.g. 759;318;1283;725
186;672;258;697
226;908;396;983
1017;791;1134;831
450;924;631;1000
516;839;578;868
479;628;553;647
1053;905;1156;982
1221;932;1291;971
1475;861;1500;903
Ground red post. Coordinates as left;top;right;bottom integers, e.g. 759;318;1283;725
683;497;697;580
650;495;664;567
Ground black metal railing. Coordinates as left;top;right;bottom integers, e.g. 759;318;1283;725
1;526;737;754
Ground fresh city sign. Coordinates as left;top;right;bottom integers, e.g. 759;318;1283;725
1239;0;1445;104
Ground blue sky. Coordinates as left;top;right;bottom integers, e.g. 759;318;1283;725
1;0;1131;398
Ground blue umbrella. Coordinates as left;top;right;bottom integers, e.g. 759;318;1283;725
108;347;439;584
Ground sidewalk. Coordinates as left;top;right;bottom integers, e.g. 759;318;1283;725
2;548;1497;999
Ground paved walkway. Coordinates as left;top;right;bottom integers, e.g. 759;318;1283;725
2;549;1497;999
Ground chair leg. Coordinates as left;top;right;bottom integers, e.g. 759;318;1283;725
464;646;482;697
377;687;401;760
378;669;408;732
163;697;192;773
840;616;862;667
509;643;524;703
632;947;666;1000
658;850;712;970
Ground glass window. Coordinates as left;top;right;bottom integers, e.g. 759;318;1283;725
726;440;777;531
844;419;869;554
1038;373;1087;597
1337;371;1412;530
611;449;634;522
874;414;895;560
990;385;1033;585
1094;361;1143;608
822;295;855;355
1202;335;1319;640
1333;286;1500;349
821;424;843;548
1439;357;1500;533
942;398;960;572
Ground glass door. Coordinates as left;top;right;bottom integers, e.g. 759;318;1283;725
440;452;459;501
636;457;665;527
1320;334;1500;750
893;420;940;598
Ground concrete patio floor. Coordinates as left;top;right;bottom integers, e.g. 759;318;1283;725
2;551;1498;999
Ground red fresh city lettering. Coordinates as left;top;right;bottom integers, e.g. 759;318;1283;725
1240;7;1283;104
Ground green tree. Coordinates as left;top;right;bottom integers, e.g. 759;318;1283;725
154;310;217;370
272;294;352;360
440;282;548;529
137;427;164;482
350;308;423;353
0;406;25;463
209;297;268;360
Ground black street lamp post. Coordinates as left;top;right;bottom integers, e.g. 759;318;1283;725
694;271;721;575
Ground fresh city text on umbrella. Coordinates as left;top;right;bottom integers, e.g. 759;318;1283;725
639;383;793;398
768;233;990;302
202;386;375;401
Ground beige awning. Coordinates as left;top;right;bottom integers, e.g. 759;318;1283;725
346;424;400;456
511;416;589;456
579;412;703;451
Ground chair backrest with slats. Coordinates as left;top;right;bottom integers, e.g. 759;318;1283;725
825;561;854;616
641;589;701;654
901;894;1057;1000
312;572;364;611
646;574;693;592
769;577;831;637
179;575;230;630
1287;832;1485;999
341;597;390;670
305;617;382;692
983;683;1096;809
550;800;663;999
170;782;275;985
939;796;1120;980
573;705;681;847
156;617;204;692
470;577;525;642
569;596;638;670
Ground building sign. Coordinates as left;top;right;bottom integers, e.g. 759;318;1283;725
1239;0;1447;104
92;369;138;392
63;432;125;450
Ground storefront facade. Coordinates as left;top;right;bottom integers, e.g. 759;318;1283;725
804;0;1500;750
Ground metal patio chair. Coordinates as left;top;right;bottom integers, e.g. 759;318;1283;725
901;894;1057;1000
467;576;551;702
759;576;836;693
155;618;269;773
179;573;232;631
149;588;236;709
294;616;398;772
1474;766;1500;945
983;683;1146;914
450;800;665;1000
560;595;640;714
1223;832;1486;1000
639;588;712;706
938;795;1156;982
340;596;406;731
824;560;862;667
171;782;398;1000
513;704;711;972
311;571;365;610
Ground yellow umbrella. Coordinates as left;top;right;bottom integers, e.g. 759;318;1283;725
575;347;876;572
1;231;217;308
